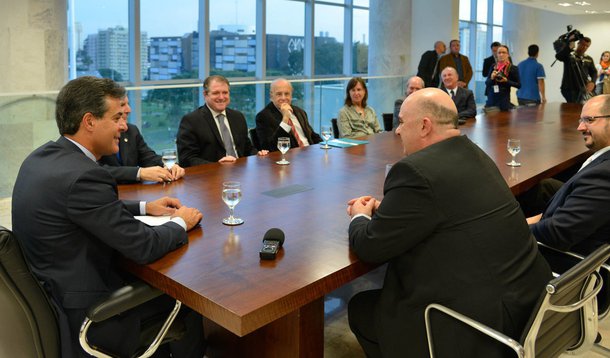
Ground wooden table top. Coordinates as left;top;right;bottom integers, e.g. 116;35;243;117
118;102;589;337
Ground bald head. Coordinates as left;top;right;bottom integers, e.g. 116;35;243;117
406;76;425;97
396;88;460;154
434;41;446;55
441;67;458;90
270;78;294;109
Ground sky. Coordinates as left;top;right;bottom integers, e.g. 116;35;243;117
72;0;369;45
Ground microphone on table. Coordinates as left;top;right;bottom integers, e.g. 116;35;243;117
259;228;285;260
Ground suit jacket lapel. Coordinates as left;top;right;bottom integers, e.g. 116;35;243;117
202;105;224;148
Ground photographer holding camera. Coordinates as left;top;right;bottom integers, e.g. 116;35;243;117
485;44;520;111
554;27;597;103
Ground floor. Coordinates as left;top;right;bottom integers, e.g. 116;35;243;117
322;266;610;358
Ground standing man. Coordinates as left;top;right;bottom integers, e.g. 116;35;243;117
556;36;597;103
528;94;610;256
255;78;322;151
393;75;424;128
482;42;501;80
99;96;186;183
416;40;446;88
517;44;547;106
441;67;476;123
177;75;268;167
436;39;473;88
12;76;205;357
346;88;551;357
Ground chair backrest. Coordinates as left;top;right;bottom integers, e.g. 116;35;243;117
0;226;60;358
249;128;260;151
520;244;610;357
330;118;340;138
382;113;393;131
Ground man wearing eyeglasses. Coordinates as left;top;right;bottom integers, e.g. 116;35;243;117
528;94;610;255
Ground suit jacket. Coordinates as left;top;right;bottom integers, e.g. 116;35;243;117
177;104;256;167
11;136;187;356
417;50;440;87
532;150;610;255
437;53;473;86
482;55;496;82
445;87;476;119
348;135;551;357
98;123;163;183
255;102;322;151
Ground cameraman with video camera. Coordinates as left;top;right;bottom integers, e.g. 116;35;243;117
554;26;597;103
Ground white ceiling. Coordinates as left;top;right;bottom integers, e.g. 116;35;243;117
506;0;610;15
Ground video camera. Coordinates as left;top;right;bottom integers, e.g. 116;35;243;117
553;25;585;53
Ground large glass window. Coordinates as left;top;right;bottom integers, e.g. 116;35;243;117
314;4;344;75
210;0;257;78
352;8;369;74
73;0;129;81
142;0;198;80
266;0;305;76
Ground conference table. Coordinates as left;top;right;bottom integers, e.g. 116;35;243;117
118;102;589;357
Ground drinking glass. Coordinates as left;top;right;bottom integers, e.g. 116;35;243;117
161;149;177;170
222;181;244;225
506;139;521;167
276;137;291;165
320;125;332;149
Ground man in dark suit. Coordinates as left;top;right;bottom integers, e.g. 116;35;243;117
99;96;185;183
393;76;424;129
177;75;268;167
346;88;551;357
416;40;446;88
255;78;322;151
441;66;476;124
528;94;610;255
12;76;205;357
482;41;501;80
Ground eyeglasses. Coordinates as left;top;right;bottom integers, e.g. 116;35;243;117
578;115;610;125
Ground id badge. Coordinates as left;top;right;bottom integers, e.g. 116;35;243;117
493;85;500;93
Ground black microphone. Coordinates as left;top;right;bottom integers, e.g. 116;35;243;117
259;228;285;260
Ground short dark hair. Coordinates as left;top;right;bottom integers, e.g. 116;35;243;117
491;41;501;49
581;37;592;44
449;39;460;47
344;77;368;107
203;75;230;94
528;44;539;57
55;76;125;135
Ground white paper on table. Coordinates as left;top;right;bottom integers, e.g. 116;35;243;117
134;215;172;226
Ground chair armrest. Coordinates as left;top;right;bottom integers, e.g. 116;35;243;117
424;303;524;357
86;281;163;322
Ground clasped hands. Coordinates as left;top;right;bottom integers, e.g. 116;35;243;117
347;195;381;218
146;196;202;231
140;165;185;183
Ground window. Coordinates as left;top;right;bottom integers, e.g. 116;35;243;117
266;0;305;76
314;4;344;75
352;8;369;74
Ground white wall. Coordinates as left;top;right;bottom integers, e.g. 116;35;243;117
504;3;610;103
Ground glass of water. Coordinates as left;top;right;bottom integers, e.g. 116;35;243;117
506;139;521;167
320;125;332;149
276;137;291;165
222;181;244;226
161;149;177;170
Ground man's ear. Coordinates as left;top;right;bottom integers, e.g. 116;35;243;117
81;113;96;132
420;117;433;137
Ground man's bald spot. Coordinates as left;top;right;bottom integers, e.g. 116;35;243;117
407;76;424;88
405;88;458;127
270;78;292;94
589;94;610;114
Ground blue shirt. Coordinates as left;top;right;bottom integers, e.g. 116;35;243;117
517;57;545;101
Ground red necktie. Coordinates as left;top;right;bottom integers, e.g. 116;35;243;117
287;117;305;147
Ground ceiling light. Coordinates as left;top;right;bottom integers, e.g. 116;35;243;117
585;10;598;13
557;3;572;7
574;1;590;6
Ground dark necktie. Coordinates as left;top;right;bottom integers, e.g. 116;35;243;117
217;114;237;157
450;89;455;98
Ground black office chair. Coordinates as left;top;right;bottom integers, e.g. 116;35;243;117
249;128;260;151
425;244;610;357
382;113;394;132
331;118;340;138
0;226;184;358
537;242;610;356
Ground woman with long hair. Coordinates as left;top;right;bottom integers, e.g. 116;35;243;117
337;77;382;138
